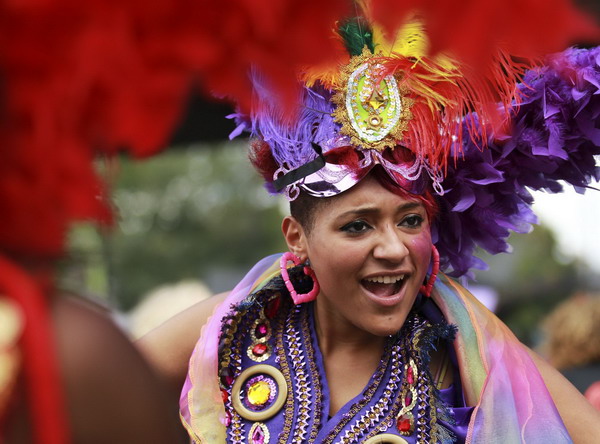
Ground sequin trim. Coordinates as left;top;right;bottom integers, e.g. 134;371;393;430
300;308;324;444
285;306;312;442
274;304;296;442
222;310;246;442
339;340;404;443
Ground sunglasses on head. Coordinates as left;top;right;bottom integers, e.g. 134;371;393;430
272;143;441;200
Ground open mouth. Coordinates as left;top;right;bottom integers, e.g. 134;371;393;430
361;275;406;298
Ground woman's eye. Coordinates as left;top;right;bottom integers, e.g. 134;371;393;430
400;214;424;229
341;220;371;234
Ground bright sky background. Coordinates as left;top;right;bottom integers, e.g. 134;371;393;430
532;180;600;273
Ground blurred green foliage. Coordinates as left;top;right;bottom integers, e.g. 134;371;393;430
63;143;287;311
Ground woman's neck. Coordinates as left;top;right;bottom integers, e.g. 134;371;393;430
312;297;387;416
312;298;386;357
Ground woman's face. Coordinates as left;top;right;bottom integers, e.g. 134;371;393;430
283;174;433;337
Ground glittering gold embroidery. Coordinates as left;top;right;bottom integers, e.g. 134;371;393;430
286;306;313;442
220;283;452;444
339;340;404;443
331;47;414;152
220;309;246;441
219;310;244;381
301;308;324;444
345;314;452;443
225;292;287;441
274;303;296;442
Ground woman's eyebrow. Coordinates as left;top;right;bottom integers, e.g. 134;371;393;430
337;207;380;219
395;202;423;214
337;202;422;219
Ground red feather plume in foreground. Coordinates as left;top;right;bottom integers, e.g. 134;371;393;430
0;0;352;258
370;0;599;64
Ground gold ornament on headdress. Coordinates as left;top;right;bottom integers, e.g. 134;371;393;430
332;47;413;152
303;17;529;173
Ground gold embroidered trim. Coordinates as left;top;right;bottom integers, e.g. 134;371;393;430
301;309;324;444
275;304;296;442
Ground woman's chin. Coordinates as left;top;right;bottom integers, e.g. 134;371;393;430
360;313;411;337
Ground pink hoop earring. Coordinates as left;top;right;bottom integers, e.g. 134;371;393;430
280;252;320;305
420;245;440;298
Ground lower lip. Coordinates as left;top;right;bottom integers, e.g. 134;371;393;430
360;280;408;307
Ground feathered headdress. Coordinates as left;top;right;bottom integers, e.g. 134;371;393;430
234;16;530;198
232;11;600;278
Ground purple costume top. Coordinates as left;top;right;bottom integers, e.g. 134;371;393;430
216;280;471;443
180;255;571;443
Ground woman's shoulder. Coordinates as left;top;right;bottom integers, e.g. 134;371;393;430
137;291;229;357
526;348;600;442
136;292;229;394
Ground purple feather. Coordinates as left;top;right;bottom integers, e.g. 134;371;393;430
236;72;339;170
435;47;600;278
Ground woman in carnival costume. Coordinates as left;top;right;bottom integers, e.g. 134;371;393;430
139;10;600;444
2;0;598;443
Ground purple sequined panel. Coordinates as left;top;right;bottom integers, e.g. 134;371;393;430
223;287;473;443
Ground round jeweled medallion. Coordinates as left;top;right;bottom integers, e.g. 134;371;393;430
245;376;277;411
231;364;287;421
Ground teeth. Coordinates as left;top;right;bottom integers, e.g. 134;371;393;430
365;275;405;284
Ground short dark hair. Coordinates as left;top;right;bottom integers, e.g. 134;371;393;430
289;191;330;234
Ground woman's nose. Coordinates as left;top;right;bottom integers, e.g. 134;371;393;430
372;227;409;263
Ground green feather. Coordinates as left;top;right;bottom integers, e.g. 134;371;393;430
338;17;374;56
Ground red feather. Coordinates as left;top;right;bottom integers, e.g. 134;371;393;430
248;139;279;182
0;257;70;444
371;51;529;173
370;0;599;65
0;0;352;257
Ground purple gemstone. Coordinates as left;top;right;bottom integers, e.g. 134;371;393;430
255;323;268;338
251;425;266;444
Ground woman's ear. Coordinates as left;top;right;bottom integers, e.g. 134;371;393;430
281;216;309;260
